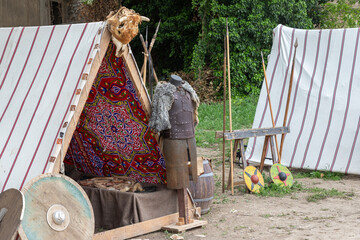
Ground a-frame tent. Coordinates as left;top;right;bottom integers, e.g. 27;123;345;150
0;21;166;192
246;25;360;174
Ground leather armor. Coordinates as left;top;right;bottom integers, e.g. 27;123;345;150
166;87;195;139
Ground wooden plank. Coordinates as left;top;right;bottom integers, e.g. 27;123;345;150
52;28;111;174
162;219;207;233
93;213;179;240
215;126;290;140
233;180;245;186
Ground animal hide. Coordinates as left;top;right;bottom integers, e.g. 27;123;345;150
149;81;200;133
106;7;149;57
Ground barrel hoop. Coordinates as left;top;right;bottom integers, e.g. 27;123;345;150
194;196;214;202
199;172;213;178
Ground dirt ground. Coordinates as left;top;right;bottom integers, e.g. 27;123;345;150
135;147;360;240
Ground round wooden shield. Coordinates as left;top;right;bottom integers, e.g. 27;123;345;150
270;163;294;187
244;166;264;193
0;188;24;240
18;173;94;240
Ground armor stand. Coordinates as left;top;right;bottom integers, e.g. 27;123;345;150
177;188;192;225
162;188;207;233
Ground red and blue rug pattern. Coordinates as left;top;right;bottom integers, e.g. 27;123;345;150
65;43;166;184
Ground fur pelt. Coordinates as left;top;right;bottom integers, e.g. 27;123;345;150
149;81;200;133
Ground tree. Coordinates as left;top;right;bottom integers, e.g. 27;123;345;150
122;0;201;78
191;0;324;97
318;0;360;29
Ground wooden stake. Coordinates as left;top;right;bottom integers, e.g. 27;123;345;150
140;34;148;84
141;20;161;75
280;39;298;158
222;34;227;193
139;36;159;85
261;51;282;164
226;19;234;195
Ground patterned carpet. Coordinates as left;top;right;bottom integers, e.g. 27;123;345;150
65;42;166;184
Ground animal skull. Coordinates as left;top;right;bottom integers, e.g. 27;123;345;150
106;7;150;57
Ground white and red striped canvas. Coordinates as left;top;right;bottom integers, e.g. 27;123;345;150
0;22;105;191
246;25;360;174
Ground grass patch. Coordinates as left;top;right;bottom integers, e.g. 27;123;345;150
254;178;355;203
195;95;258;148
293;170;344;180
257;181;303;197
305;187;354;202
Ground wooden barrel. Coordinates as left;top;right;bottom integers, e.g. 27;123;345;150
189;159;215;214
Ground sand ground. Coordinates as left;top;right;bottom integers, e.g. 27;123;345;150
133;147;360;240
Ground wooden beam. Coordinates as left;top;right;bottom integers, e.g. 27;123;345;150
215;126;290;140
162;219;207;233
93;213;179;240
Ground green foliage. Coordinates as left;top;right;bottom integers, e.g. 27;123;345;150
122;0;201;77
82;0;95;5
191;0;322;97
294;170;344;180
319;0;360;28
117;0;329;96
195;94;258;147
257;181;303;197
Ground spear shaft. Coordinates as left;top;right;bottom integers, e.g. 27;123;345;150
222;34;227;193
261;51;282;164
226;19;234;195
141;20;161;75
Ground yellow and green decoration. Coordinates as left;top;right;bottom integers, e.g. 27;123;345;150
270;163;293;187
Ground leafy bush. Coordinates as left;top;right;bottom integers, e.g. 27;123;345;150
80;0;331;98
318;0;360;29
191;0;324;97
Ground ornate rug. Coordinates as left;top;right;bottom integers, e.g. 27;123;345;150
65;43;166;184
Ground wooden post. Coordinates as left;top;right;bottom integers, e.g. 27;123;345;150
261;51;281;164
226;19;234;195
141;20;161;75
177;188;192;225
143;27;148;85
139;34;159;85
222;34;227;193
280;39;298;158
259;136;270;172
139;34;147;85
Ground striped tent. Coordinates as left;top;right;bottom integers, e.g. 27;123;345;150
0;22;165;192
246;25;360;174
